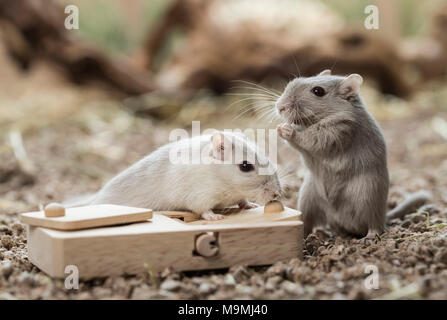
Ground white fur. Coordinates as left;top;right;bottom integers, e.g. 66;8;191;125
86;132;281;218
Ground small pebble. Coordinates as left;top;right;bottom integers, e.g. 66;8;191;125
0;226;12;235
411;214;425;224
223;274;236;287
230;265;250;283
401;220;411;228
17;272;34;286
265;275;283;291
199;282;215;295
12;223;24;234
1;235;12;249
434;248;447;264
0;260;13;279
160;280;181;292
282;281;303;295
392;259;401;266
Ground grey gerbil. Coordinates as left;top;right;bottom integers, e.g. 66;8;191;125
275;69;430;237
66;131;281;221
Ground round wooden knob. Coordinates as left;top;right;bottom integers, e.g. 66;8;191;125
264;200;284;214
195;233;219;257
44;203;66;217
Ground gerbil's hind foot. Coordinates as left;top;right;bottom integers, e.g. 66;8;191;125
361;229;382;245
238;200;258;210
366;229;382;239
201;211;225;221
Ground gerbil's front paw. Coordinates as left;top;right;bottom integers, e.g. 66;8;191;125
277;124;294;140
201;211;225;221
238;200;258;210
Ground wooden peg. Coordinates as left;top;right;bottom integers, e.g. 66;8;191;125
264;200;284;214
44;203;66;217
195;232;219;257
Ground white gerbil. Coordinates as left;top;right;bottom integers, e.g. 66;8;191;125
67;132;281;221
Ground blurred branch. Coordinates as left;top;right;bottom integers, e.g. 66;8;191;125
8;130;36;175
142;0;412;97
141;0;212;70
0;0;155;96
376;0;400;41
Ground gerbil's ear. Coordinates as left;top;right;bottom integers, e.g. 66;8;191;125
211;132;232;161
318;69;331;76
339;74;363;97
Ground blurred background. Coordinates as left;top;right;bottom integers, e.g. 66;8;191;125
0;0;446;211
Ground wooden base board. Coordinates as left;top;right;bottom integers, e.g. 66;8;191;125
159;205;301;224
26;207;303;279
189;206;301;225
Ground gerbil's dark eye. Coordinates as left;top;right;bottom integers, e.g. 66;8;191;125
239;160;255;172
311;86;326;97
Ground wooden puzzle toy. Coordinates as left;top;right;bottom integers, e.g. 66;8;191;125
21;203;303;279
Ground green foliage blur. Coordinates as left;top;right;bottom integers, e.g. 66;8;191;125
63;0;445;55
63;0;169;54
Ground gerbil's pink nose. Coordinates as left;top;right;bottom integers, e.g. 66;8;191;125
277;102;292;113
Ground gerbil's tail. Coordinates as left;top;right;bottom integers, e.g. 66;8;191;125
386;190;432;222
62;193;96;208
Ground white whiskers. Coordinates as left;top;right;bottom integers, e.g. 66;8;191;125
227;80;281;122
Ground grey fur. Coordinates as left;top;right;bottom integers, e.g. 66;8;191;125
276;71;429;237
